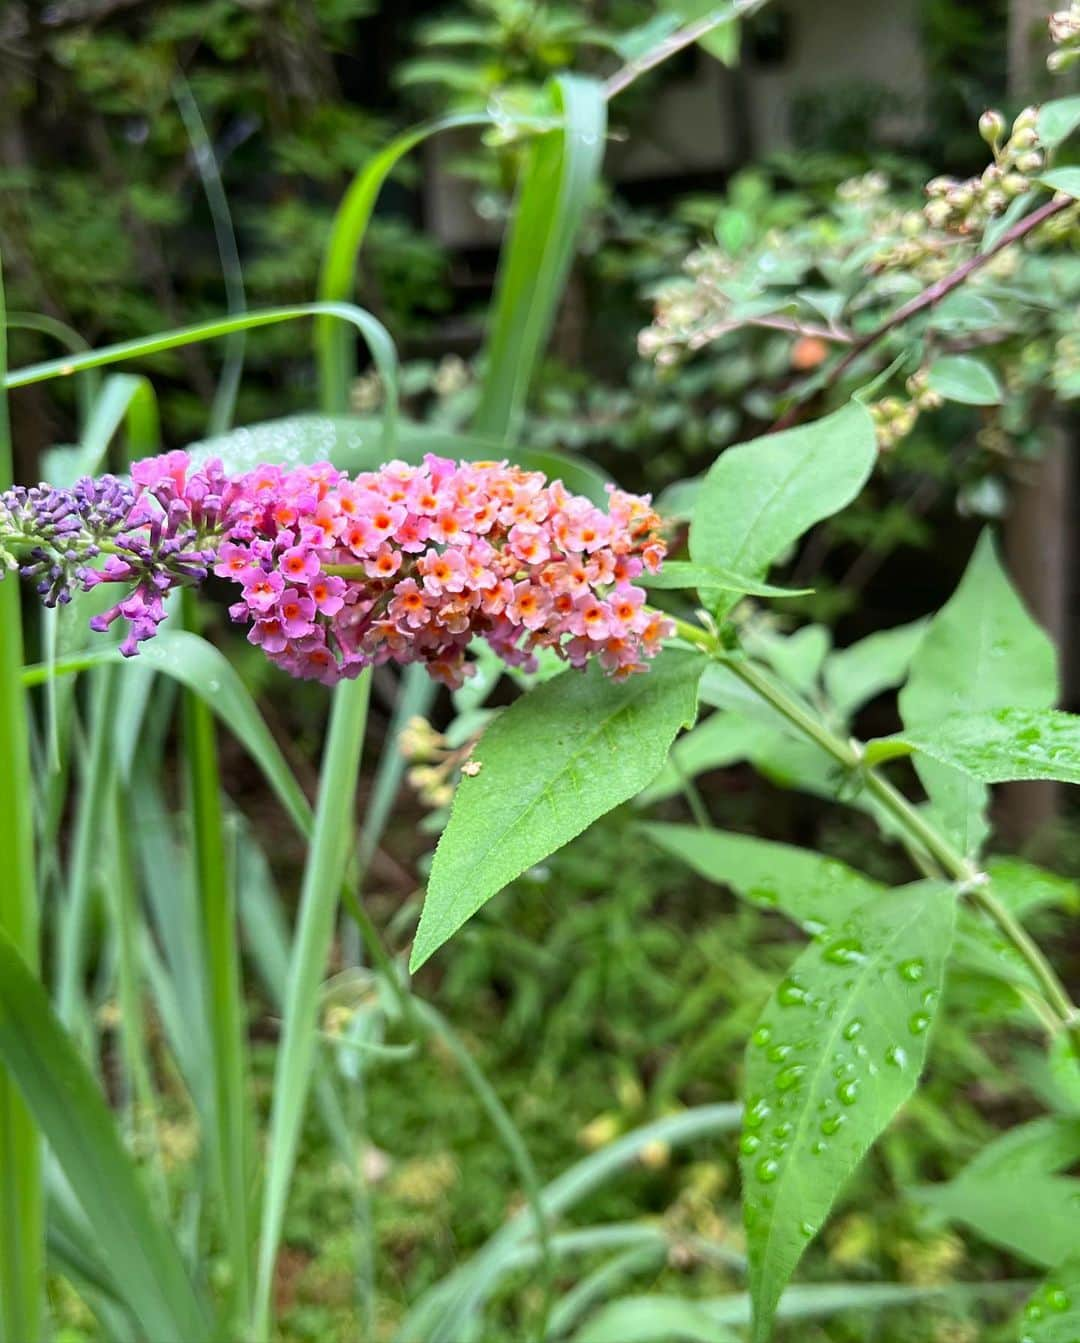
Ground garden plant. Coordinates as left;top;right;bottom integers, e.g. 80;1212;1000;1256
2;4;1080;1343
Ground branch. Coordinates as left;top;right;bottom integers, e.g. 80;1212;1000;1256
604;0;768;102
689;314;853;349
770;193;1075;430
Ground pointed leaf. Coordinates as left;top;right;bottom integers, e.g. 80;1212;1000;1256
641;824;881;930
899;530;1056;854
1040;169;1080;198
927;355;1003;406
640;561;810;597
880;707;1080;785
689;402;875;614
742;881;956;1343
412;652;705;968
1037;96;1080;147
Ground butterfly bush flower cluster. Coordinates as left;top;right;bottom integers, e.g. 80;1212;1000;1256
0;450;673;686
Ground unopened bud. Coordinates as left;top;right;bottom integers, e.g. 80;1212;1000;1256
1012;106;1039;136
1016;151;1044;174
1003;172;1030;197
979;109;1006;148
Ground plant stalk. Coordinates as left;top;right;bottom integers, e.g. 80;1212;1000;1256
0;255;44;1343
672;616;1080;1046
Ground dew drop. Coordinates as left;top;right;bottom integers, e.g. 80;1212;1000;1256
837;1080;859;1106
745;1097;771;1129
811;1141;828;1155
898;958;925;983
885;1044;907;1068
767;1044;792;1064
799;1221;815;1238
777;977;808;1007
824;937;866;966
821;1113;847;1136
908;1012;931;1035
740;1134;761;1155
751;1025;772;1048
756;1157;780;1184
776;1064;807;1092
842;1019;864;1041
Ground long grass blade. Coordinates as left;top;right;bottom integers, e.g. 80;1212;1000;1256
253;669;373;1338
174;75;247;437
0;930;211;1340
317;112;491;411
473;75;607;441
5;302;399;449
0;258;44;1343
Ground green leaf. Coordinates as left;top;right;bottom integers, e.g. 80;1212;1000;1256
913;1154;1080;1267
1039;168;1080;198
1019;1258;1080;1340
823;619;928;719
898;530;1056;855
1037;96;1080;147
641;824;881;931
573;1281;1001;1343
412;651;705;969
186;413;611;504
881;707;1080;785
986;857;1079;917
926;355;1003;406
474;75;607;440
640;561;811;597
689;402;876;615
742;881;956;1343
0;930;209;1340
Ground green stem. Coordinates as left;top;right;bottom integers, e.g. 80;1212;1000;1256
672;617;1080;1046
0;258;44;1343
181;591;253;1329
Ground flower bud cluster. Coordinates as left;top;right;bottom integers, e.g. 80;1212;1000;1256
924;108;1043;235
869;370;944;452
0;454;235;656
218;453;672;688
1049;2;1080;71
399;715;475;809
